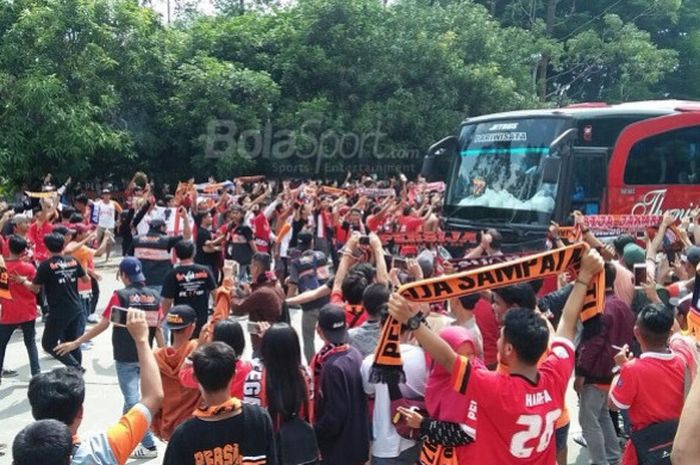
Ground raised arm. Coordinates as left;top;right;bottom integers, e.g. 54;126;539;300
332;233;360;294
127;309;164;415
672;367;700;465
369;233;388;285
556;249;604;342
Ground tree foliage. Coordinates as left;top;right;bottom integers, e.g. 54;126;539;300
0;0;695;186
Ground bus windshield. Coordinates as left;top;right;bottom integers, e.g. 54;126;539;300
446;117;569;223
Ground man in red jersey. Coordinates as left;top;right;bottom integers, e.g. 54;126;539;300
609;303;695;465
389;249;604;465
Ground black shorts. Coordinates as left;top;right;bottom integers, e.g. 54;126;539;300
555;423;570;453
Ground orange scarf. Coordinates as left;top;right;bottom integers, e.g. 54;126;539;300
370;243;604;383
193;397;242;418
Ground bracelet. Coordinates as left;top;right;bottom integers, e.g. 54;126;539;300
581;228;590;234
575;278;589;287
551;236;561;242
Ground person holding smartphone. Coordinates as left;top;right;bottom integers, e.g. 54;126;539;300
55;257;162;459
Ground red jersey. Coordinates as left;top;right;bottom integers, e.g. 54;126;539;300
609;343;692;465
28;221;53;262
473;297;500;367
451;338;574;464
252;212;271;253
0;260;37;324
398;215;422;256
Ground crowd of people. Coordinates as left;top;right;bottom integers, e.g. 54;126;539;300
2;171;700;465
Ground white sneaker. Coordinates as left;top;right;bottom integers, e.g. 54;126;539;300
129;445;158;459
87;314;100;324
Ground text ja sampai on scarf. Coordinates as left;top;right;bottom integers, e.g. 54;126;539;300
370;242;603;384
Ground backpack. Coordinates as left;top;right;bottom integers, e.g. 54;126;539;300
278;399;319;465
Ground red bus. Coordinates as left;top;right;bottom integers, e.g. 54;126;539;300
422;100;700;251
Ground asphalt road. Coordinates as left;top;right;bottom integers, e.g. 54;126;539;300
0;258;591;465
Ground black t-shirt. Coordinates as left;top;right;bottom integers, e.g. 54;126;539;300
34;255;86;321
163;404;277;465
161;263;216;317
195;227;219;270
289;219;305;249
226;225;254;265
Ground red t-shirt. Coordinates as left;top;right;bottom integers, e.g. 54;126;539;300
473;297;500;366
451;338;574;464
252;213;271;253
0;260;37;324
610;345;692;465
398;215;423;256
366;214;384;233
28;221;53;263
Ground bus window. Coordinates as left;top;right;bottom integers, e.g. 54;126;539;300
624;126;700;185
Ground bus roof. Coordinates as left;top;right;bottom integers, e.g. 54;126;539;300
462;99;700;124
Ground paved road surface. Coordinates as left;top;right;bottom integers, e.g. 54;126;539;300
0;258;591;464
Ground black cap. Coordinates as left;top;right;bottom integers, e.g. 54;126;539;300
318;304;348;344
149;218;166;229
164;305;196;330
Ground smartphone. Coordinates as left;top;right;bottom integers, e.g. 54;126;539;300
633;263;647;287
247;321;261;335
224;259;240;278
392;257;408;271
359;235;370;246
110;306;129;327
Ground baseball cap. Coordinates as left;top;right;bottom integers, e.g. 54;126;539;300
164;305;196;330
101;188;111;195
11;214;29;225
622;243;645;267
684;246;700;267
119;257;146;283
318;304;348;344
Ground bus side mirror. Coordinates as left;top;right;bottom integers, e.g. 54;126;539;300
422;136;457;180
542;157;561;184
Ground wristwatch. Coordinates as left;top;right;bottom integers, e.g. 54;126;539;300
406;312;426;331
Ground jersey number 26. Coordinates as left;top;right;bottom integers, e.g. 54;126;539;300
510;409;562;459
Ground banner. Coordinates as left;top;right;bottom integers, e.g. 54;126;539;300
370;243;603;384
318;186;350;197
423;182;446;193
379;231;477;246
234;175;265;184
25;191;56;199
583;214;663;230
356;187;395;198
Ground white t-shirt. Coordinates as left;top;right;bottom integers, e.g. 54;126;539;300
361;344;427;458
453;317;484;360
96;200;116;229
